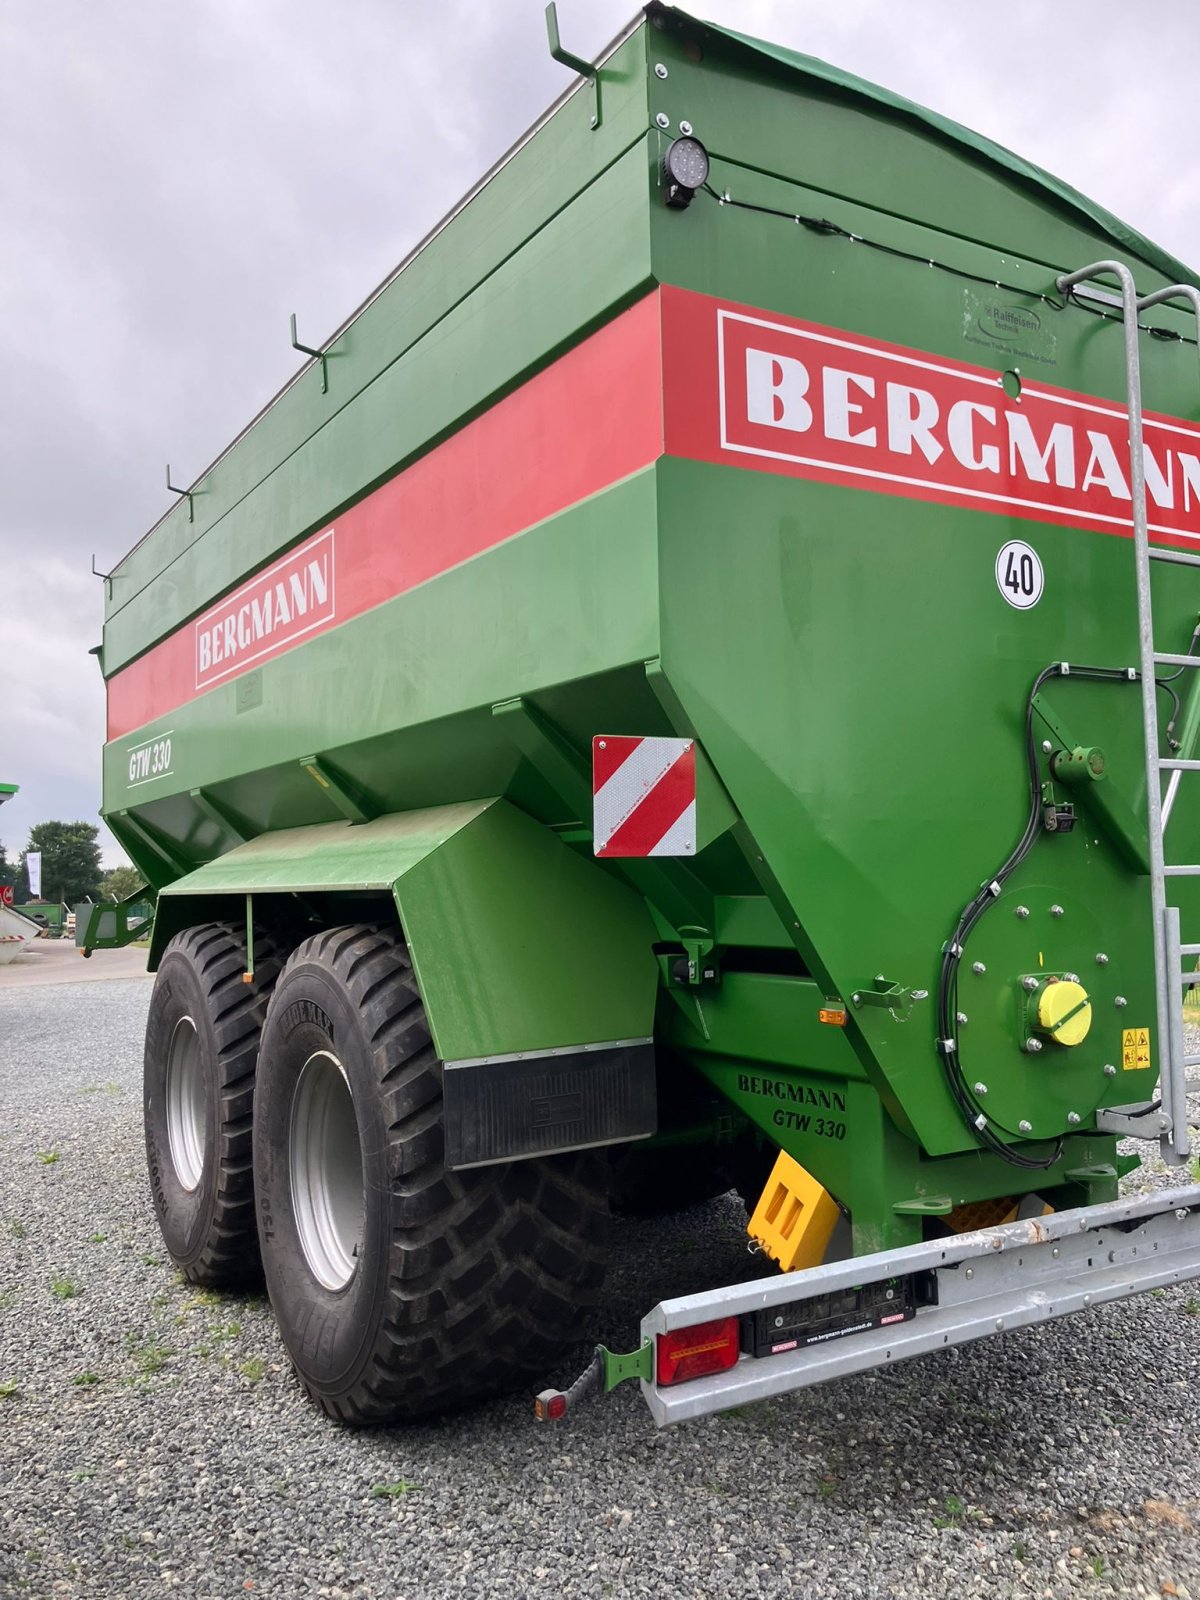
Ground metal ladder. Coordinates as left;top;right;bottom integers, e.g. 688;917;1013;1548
1055;262;1200;1165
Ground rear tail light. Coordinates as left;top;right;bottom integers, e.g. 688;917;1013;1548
656;1317;740;1386
533;1390;568;1422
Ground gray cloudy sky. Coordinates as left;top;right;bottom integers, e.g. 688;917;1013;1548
2;1;1199;867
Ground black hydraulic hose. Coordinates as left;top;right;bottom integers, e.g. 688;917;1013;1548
935;661;1153;1169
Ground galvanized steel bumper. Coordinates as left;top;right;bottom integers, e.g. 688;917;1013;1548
639;1186;1200;1425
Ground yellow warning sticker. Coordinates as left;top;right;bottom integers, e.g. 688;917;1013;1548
1122;1027;1151;1071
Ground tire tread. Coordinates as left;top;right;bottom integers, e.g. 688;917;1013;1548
150;921;284;1286
263;923;609;1424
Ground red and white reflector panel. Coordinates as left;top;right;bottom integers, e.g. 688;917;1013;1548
593;736;696;858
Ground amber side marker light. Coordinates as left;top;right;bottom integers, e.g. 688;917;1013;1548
656;1317;740;1386
818;1003;848;1026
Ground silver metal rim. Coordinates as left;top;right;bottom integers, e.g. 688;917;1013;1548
165;1015;206;1192
289;1050;365;1292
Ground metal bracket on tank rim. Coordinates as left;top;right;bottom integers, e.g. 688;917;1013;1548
545;4;602;128
165;464;195;523
290;314;329;394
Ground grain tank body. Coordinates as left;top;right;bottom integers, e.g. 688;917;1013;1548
87;6;1200;1424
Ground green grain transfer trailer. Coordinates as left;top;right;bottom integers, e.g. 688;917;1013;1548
86;5;1200;1426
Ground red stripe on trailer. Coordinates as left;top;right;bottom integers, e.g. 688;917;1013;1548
661;285;1200;552
106;293;665;740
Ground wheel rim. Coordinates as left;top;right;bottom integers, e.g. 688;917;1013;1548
165;1016;206;1192
289;1051;365;1291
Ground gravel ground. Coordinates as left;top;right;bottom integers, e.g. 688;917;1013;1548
2;980;1200;1600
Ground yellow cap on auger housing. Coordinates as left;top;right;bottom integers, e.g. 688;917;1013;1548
1037;978;1092;1046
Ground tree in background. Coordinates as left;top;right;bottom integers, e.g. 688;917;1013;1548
0;844;16;894
23;822;103;906
99;864;144;902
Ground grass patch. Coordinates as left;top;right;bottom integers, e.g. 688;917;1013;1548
35;1152;59;1167
933;1493;967;1530
71;1372;101;1387
87;1233;106;1245
8;1219;27;1240
370;1479;421;1498
0;1379;20;1399
238;1358;265;1383
50;1277;80;1301
182;1288;223;1311
129;1339;173;1376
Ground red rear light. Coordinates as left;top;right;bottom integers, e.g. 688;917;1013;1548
533;1390;568;1422
656;1317;740;1386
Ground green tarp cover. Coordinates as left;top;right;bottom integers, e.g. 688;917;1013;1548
669;4;1198;289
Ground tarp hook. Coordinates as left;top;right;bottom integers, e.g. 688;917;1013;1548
545;3;601;129
290;313;329;394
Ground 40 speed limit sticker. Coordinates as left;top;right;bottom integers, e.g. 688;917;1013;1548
995;539;1044;610
126;731;174;787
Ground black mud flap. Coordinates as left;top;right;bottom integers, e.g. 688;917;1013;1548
442;1039;657;1169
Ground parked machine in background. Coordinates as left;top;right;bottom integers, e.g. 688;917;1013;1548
16;902;68;938
83;5;1200;1426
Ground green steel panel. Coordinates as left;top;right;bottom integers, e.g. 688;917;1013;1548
683;9;1195;286
156;797;657;1064
102;468;659;819
104;125;655;672
398;798;658;1061
649;165;1197;419
653;454;1200;1156
157;803;489;895
104;25;652;632
645;14;1191;296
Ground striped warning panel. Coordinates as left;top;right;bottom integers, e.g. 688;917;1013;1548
592;736;696;858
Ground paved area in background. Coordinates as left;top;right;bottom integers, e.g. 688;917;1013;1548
1;978;1199;1599
0;941;150;989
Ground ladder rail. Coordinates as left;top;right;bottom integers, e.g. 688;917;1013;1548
1140;285;1200;834
1056;261;1184;1161
1165;908;1191;1162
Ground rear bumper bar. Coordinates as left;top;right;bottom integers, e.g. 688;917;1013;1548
639;1185;1200;1426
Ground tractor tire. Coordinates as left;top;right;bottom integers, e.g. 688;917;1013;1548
610;1145;734;1216
252;924;611;1424
143;921;283;1286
